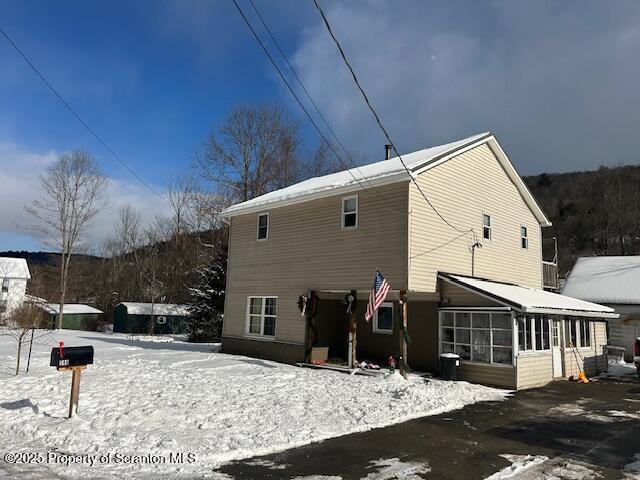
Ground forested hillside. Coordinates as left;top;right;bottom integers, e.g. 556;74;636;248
524;165;640;276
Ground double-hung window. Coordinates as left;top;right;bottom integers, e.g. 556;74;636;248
246;296;277;337
483;214;491;240
257;213;269;240
520;226;528;249
373;302;393;334
1;278;8;293
342;195;358;229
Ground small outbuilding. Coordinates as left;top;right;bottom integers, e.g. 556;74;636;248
41;303;104;331
113;302;190;335
563;256;640;361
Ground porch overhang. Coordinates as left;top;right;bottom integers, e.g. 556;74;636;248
438;272;619;320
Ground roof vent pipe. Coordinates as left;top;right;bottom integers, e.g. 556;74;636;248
384;144;392;160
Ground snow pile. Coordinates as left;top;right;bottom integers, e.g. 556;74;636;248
0;331;507;479
606;360;637;377
484;454;548;479
361;457;430;480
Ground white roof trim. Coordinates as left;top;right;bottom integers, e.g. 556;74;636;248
413;135;551;227
439;272;618;319
221;132;551;227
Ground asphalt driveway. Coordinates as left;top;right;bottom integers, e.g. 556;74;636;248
219;375;640;479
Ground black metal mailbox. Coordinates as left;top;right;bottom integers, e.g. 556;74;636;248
50;346;94;369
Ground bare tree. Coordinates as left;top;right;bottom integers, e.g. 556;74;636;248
198;103;303;204
0;301;48;375
25;151;108;329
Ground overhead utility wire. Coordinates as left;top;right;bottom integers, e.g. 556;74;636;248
311;0;475;239
248;0;380;186
0;26;169;205
231;0;402;214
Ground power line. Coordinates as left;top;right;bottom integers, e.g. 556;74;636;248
0;26;169;205
231;0;403;214
311;0;474;239
247;0;406;210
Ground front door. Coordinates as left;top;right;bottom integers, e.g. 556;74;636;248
552;319;564;377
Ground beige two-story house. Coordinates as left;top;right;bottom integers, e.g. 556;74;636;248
221;132;616;390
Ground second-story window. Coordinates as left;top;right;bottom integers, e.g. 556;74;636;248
520;226;528;249
342;195;358;229
257;213;269;240
1;278;8;293
482;214;491;240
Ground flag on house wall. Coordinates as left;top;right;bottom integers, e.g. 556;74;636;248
365;270;390;322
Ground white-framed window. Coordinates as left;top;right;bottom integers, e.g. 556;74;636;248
1;278;8;293
482;214;491;240
342;195;358;229
440;311;513;365
564;318;591;348
580;320;591;347
520;225;528;249
246;296;277;337
373;302;394;334
518;315;551;352
565;318;578;348
257;213;269;240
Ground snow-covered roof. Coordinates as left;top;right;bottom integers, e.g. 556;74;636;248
562;256;640;305
0;257;31;279
42;303;103;315
221;132;550;227
439;273;618;318
118;302;190;317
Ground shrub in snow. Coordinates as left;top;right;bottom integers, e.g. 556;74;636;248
186;251;225;342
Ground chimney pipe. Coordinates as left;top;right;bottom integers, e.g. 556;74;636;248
384;144;392;160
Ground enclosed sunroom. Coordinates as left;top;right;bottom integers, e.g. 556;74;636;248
437;273;618;389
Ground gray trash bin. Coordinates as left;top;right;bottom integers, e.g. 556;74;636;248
439;353;460;380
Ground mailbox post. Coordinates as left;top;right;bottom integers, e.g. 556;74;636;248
50;343;94;418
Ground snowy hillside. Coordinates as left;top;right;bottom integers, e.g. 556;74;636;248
0;331;507;479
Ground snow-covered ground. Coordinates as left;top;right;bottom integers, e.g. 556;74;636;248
0;330;508;479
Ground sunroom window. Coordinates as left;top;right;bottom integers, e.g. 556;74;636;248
441;311;512;365
518;315;550;352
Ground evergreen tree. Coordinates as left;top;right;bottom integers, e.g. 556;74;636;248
187;251;226;342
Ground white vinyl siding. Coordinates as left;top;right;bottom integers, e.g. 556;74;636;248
409;143;543;291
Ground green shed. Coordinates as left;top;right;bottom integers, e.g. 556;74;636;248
42;304;103;331
113;302;189;335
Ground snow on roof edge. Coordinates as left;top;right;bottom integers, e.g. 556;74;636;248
222;132;492;217
440;272;617;318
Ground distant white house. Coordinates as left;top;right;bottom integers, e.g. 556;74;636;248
562;256;640;361
0;257;31;321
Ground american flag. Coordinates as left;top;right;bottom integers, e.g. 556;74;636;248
365;270;391;322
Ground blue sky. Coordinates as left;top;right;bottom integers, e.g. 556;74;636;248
2;1;640;251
